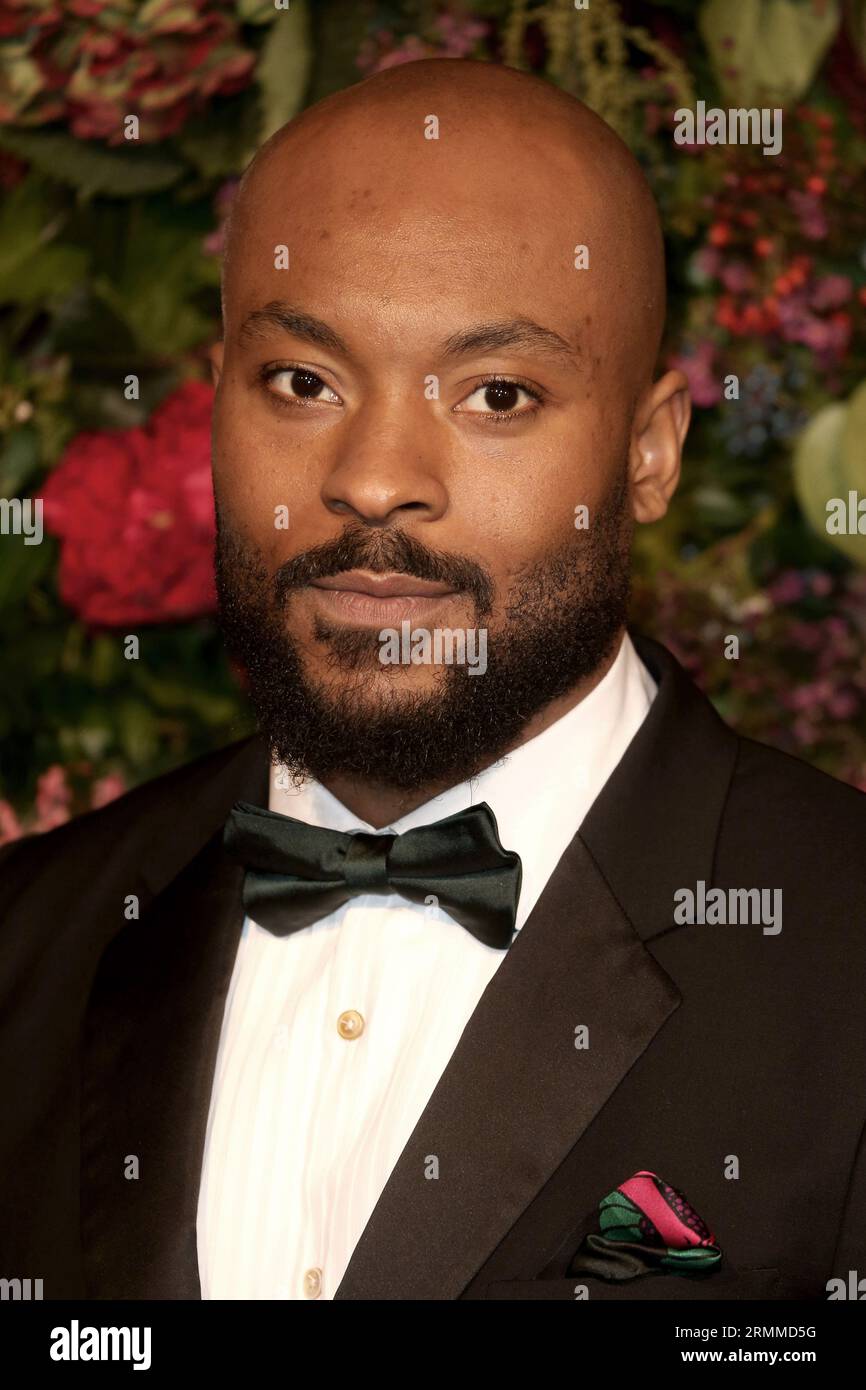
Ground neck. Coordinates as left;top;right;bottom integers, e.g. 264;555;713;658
318;630;625;829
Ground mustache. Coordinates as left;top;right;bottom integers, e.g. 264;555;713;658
271;522;495;615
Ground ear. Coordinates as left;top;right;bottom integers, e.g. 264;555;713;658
209;340;225;388
628;369;691;524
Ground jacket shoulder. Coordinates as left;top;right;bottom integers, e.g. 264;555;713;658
0;736;263;908
729;734;866;835
719;733;866;903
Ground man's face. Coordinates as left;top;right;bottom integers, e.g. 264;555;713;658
210;96;672;796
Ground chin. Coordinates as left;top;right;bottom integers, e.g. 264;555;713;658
312;663;446;703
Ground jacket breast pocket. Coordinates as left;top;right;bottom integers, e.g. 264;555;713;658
483;1267;782;1300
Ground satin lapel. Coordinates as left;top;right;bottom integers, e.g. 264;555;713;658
334;835;681;1300
80;736;270;1299
580;631;740;944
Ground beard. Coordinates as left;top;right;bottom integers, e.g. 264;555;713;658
215;469;633;795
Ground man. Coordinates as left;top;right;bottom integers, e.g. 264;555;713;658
1;58;865;1303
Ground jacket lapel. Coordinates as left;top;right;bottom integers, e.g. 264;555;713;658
80;736;270;1298
334;632;739;1298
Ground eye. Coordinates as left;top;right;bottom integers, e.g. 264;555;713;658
259;365;342;408
455;376;544;421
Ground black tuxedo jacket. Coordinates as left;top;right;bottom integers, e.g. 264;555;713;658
2;632;866;1301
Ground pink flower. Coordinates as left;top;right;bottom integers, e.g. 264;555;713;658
808;572;834;597
34;764;72;832
204;178;240;258
719;261;756;293
692;247;723;281
668;341;722;407
90;772;127;810
791;715;818;746
788;621;823;651
361;36;434;74
768;571;807;605
432;14;488;56
827;691;859;720
357;14;488;75
0;801;23;846
787;190;829;241
810;275;853;311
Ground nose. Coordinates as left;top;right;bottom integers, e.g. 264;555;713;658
321;401;449;526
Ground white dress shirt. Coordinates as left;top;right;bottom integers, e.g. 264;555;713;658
196;631;657;1299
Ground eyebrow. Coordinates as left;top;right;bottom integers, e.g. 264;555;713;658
238;302;348;354
439;317;579;365
237;301;580;366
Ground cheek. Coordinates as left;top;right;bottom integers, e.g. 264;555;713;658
212;391;321;559
468;453;600;591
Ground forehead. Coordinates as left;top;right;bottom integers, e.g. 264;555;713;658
224;117;627;344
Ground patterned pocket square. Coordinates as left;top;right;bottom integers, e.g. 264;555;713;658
567;1170;722;1282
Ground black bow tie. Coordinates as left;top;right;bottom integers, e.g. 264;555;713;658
223;799;523;950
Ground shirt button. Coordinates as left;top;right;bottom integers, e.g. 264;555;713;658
303;1267;322;1299
336;1009;365;1040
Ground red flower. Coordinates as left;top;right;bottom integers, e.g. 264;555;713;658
42;381;217;627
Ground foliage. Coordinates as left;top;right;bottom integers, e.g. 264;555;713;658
1;0;865;837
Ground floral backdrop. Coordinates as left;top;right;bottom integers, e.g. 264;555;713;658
1;0;865;841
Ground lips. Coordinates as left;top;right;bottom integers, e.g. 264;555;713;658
309;571;456;598
306;570;459;626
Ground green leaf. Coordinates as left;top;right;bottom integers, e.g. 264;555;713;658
792;397;866;566
177;95;261;178
116;697;160;766
0;177;50;267
0;128;184;199
0;177;88;304
89;634;123;688
0;427;41;496
0;243;89;305
0;533;54;610
257;0;313;146
91;200;216;354
840;380;866;494
132;667;240;724
699;0;841;104
95;278;212;356
236;0;281;23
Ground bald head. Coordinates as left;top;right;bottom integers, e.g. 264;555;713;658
222;58;666;389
